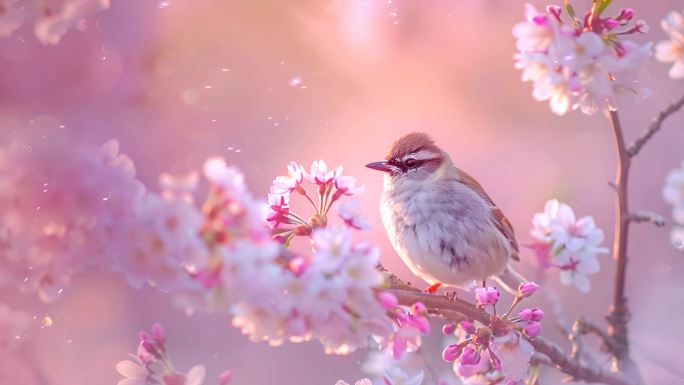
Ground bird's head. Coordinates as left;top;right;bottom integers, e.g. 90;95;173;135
365;132;446;183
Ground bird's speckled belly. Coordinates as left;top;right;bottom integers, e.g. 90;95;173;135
380;190;509;286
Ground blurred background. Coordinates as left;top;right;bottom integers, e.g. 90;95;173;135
1;0;684;384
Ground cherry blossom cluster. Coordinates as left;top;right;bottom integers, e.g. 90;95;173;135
375;292;430;360
116;322;232;385
441;283;542;385
655;10;684;79
267;160;368;244
0;139;146;301
662;161;684;250
184;159;425;356
0;0;110;45
513;2;651;115
529;199;607;293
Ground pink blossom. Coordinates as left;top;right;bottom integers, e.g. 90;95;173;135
530;199;607;292
0;139;145;301
517;282;539;298
338;201;370;230
474;287;499;306
218;370;233;385
306;160;341;185
489;332;534;382
334;175;366;196
270;162;306;195
518;308;544;322
116;360;148;385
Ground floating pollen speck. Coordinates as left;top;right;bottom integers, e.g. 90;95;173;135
42;316;53;328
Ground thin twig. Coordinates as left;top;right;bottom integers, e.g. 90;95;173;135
628;211;666;227
627;93;684;158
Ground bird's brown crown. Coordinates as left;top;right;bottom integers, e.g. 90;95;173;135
386;132;441;161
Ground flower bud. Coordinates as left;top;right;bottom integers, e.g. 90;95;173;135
460;320;476;334
441;323;456;335
460;347;480;365
517;282;540;298
138;331;150;343
377;291;398;310
474;287;499;306
441;343;463;362
151;323;166;345
219;370;233;385
523;321;542;338
617;8;634;21
288;256;308;277
411;302;426;314
546;5;561;21
519;308;544;322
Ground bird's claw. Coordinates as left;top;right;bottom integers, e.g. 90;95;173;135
424;282;442;294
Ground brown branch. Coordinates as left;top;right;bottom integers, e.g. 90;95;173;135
606;111;633;369
378;267;638;385
627;93;684;158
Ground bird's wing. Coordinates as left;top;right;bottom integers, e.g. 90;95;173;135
456;169;520;261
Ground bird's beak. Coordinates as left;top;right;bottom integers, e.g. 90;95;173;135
365;161;397;173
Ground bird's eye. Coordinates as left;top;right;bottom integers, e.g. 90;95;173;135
404;158;419;169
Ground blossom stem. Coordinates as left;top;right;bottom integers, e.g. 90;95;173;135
298;189;319;212
627;93;684;158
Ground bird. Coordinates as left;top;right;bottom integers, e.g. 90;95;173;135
365;132;524;293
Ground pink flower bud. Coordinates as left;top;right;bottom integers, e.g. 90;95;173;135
635;20;648;33
460;320;476;334
442;343;463;362
138;331;150;343
474;287;499;306
151;323;166;345
411;302;426;314
219;370;233;385
546;5;562;22
617;8;634;21
459;347;480;365
517;282;540;298
442;323;456;335
377;291;398;310
141;340;156;354
523;321;542;338
519;308;544;322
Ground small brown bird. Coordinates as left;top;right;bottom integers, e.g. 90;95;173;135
366;132;524;292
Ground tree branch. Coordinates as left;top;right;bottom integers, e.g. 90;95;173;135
606;111;633;369
627;93;684;158
378;267;638;385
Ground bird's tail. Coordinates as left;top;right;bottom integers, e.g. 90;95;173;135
493;265;528;295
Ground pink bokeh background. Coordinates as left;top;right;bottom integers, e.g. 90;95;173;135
1;0;684;384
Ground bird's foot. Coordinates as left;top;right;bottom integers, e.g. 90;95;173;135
445;291;458;301
424;282;442;294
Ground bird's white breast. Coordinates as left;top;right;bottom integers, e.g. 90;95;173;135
380;173;509;286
